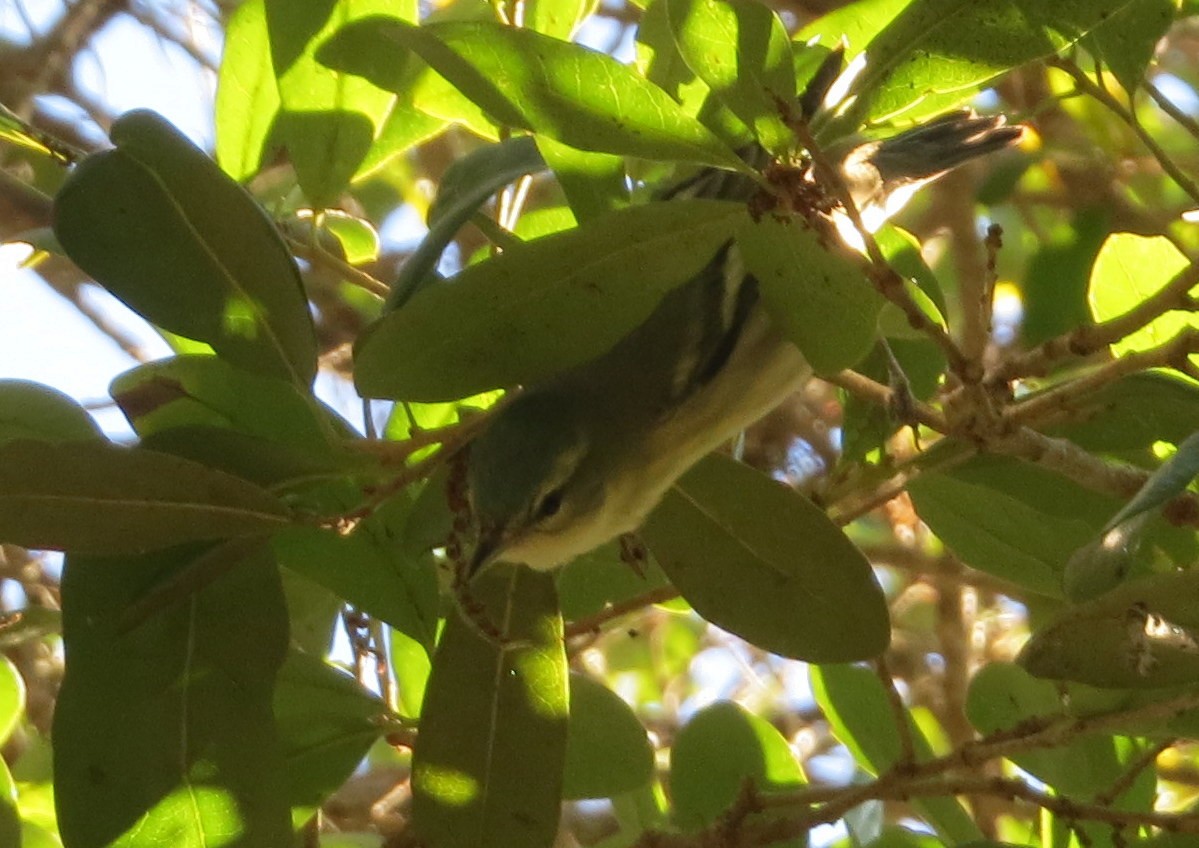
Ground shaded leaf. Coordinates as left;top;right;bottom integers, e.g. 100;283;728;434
563;673;654;800
0;380;101;446
736;214;881;374
1084;0;1176;94
0;440;291;554
642;453;890;662
412;566;567;848
274;650;388;813
1021;569;1199;688
356;199;747;401
54;546;290;848
53;110;317;387
387;136;547;310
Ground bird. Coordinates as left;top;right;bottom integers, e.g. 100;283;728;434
465;109;1022;575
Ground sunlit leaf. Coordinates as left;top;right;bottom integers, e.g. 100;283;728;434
215;0;280;181
1089;232;1194;358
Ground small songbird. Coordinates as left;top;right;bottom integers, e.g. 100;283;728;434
467;110;1021;574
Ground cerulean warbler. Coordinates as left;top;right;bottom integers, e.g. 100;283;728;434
467;112;1020;574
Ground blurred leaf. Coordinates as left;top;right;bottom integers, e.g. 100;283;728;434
1089;232;1193;358
318;210;381;263
1021;569;1199;688
215;0;279;181
526;0;595;38
665;0;795;152
392;627;432;718
536;136;628;222
1084;0;1177;94
1021;208;1109;347
1104;431;1199;533
356;199;747;401
331;18;749;170
642;453;890;662
563;673;654;799
966;662;1138;795
53;110;317;388
0;380;101;445
811;664;983;843
671;701;805;837
0;756;16;848
274;650;388;812
266;0;399;205
0;440;291;555
388;136;546;310
0;655;23;747
737;215;882;374
412;566;567;848
54;546;291;848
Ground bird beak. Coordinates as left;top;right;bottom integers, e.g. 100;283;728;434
468;528;502;578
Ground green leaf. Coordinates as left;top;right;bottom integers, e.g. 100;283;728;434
0;655;23;747
1051;372;1199;453
354;95;448;178
671;701;805;833
337;18;748;170
556;541;670;622
1084;0;1177;94
665;0;796;152
797;0;910;57
1020;569;1199;688
811;664;983;843
266;0;399;205
526;0;595;38
836;0;1141;129
0;440;291;554
966;662;1137;795
215;0;279;181
1104;431;1199;533
412;566;567;848
0;381;101;446
536;136;628;222
111;355;339;457
736;214;881;374
563;673;654;799
356;199;748;401
1020;209;1110;347
1089;232;1193;358
908;454;1118;597
0;756;17;848
54;546;291;848
387;136;547;310
642;453;890;662
274;650;388;813
273;492;439;651
53;110;317;388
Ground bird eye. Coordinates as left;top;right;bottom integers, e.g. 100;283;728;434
536;488;564;521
